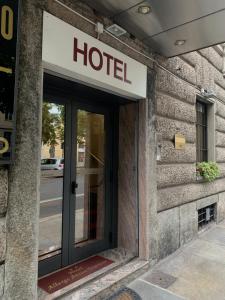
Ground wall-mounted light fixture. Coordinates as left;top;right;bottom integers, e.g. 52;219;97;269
200;88;217;99
106;24;127;37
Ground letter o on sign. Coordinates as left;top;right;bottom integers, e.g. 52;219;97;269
0;137;9;154
1;6;14;40
89;47;103;71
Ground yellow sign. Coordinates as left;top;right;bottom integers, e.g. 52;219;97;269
1;5;14;41
0;137;9;154
0;66;12;74
175;134;186;150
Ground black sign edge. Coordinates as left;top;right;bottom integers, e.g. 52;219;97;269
0;0;21;166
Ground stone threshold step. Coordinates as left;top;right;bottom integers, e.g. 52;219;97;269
39;256;122;300
56;259;149;300
38;249;136;300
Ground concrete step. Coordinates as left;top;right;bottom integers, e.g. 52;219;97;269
59;259;149;300
128;279;185;300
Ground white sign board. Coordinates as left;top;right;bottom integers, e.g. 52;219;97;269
42;12;147;99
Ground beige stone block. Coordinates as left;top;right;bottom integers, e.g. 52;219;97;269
180;202;198;246
216;147;225;162
158;178;225;211
160;141;196;163
158;208;180;259
156;68;196;105
216;115;225;133
215;83;225;102
157;164;196;188
218;192;225;223
196;54;215;90
200;47;223;71
0;169;8;214
182;52;201;67
156;116;195;143
156;92;196;123
0;218;6;262
216;131;225;147
217;163;225;177
160;56;197;85
196;194;218;210
0;264;4;297
216;102;225;120
214;69;225;90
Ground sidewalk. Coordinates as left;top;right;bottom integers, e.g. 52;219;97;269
115;221;225;300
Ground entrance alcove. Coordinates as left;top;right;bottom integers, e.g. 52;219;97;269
38;74;139;278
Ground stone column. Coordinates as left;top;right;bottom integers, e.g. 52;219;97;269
118;103;139;255
138;69;158;262
4;1;43;299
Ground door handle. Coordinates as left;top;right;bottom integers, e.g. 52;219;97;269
71;181;78;194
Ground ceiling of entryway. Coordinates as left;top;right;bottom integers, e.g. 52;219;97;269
82;0;225;57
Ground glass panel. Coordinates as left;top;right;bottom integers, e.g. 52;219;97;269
39;102;65;260
196;101;208;162
75;110;105;247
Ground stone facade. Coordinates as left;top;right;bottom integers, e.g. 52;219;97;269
156;48;225;258
0;0;224;298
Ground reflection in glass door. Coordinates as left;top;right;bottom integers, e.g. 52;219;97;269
74;110;105;247
39;102;65;261
39;95;114;277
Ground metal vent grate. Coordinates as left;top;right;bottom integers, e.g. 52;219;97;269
198;203;216;230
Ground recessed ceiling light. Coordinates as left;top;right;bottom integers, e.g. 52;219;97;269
138;5;151;14
175;39;186;46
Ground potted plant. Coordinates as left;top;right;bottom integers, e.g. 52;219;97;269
196;161;220;182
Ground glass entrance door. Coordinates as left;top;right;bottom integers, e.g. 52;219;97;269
69;106;111;263
75;110;105;246
39;96;114;277
39;101;65;262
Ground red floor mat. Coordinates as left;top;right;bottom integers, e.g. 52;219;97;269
38;255;113;294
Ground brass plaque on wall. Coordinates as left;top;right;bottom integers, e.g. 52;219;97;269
175;134;186;150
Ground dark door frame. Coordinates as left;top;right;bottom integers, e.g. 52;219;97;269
69;101;114;264
39;75;119;277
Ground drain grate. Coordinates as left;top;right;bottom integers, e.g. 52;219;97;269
198;203;216;230
143;270;177;289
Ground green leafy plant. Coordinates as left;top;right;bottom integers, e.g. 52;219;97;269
196;161;220;182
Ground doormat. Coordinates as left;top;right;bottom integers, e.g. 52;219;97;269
107;287;142;300
38;255;113;294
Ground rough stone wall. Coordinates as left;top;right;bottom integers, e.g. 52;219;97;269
0;168;7;297
0;0;157;298
3;0;43;299
155;47;225;259
0;0;224;297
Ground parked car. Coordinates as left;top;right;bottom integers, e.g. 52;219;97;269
41;158;64;170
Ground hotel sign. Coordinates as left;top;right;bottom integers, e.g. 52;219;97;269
0;1;19;164
43;12;147;99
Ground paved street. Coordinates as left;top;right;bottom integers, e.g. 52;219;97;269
124;221;225;300
39;172;87;253
40;173;84;219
